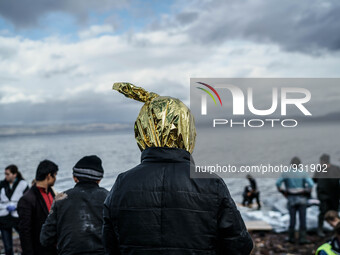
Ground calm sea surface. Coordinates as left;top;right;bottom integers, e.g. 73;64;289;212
0;123;339;206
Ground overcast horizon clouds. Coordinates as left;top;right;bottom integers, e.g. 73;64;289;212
1;0;340;125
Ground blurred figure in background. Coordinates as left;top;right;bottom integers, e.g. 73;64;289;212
276;157;314;244
17;160;58;255
40;155;109;255
325;211;340;228
315;222;340;255
313;154;340;237
0;165;28;255
242;174;261;210
103;83;253;255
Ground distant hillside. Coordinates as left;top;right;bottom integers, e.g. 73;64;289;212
0;123;131;137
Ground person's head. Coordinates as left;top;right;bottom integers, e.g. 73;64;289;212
72;155;103;184
113;82;196;154
35;160;58;187
320;154;330;165
325;210;340;228
290;157;301;168
5;164;23;183
246;174;252;180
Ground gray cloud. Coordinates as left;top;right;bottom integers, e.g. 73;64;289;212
0;91;140;125
151;0;340;54
0;0;129;28
1;0;340;126
176;12;198;26
0;46;16;59
41;64;79;79
0;78;190;126
3;0;339;54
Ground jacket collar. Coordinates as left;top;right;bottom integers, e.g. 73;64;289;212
3;177;21;199
32;184;55;215
75;181;99;188
33;184;55;195
141;147;191;163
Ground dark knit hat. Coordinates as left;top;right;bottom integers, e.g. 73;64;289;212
320;154;330;164
73;155;104;181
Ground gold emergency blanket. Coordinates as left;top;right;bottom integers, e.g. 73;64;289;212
113;82;196;153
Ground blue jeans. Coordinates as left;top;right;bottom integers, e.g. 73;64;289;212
1;228;18;255
287;195;307;231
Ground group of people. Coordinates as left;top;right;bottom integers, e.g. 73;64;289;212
276;155;340;245
0;83;254;255
241;154;340;253
1;82;339;255
276;154;340;253
0;157;109;255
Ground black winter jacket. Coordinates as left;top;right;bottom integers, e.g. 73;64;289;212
103;147;253;255
313;164;340;201
40;181;109;255
17;184;57;255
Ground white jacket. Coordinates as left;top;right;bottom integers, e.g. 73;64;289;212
0;179;28;218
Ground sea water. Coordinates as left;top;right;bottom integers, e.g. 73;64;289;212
0;123;339;231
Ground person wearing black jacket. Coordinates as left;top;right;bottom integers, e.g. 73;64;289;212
103;83;253;255
313;154;340;237
0;165;28;255
17;160;58;255
40;155;109;255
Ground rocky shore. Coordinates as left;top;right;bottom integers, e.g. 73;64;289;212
251;231;333;255
0;231;333;255
0;234;21;254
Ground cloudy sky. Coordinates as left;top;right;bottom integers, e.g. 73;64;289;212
1;0;340;126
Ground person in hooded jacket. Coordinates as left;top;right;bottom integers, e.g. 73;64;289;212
102;83;253;255
0;165;29;255
40;155;109;255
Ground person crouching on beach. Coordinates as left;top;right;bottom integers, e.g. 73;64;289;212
40;155;109;255
325;211;340;229
242;174;261;210
102;82;253;255
17;160;58;255
0;165;29;255
276;157;314;245
316;222;340;255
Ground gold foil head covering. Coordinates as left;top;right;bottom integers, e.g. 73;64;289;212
113;82;196;153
